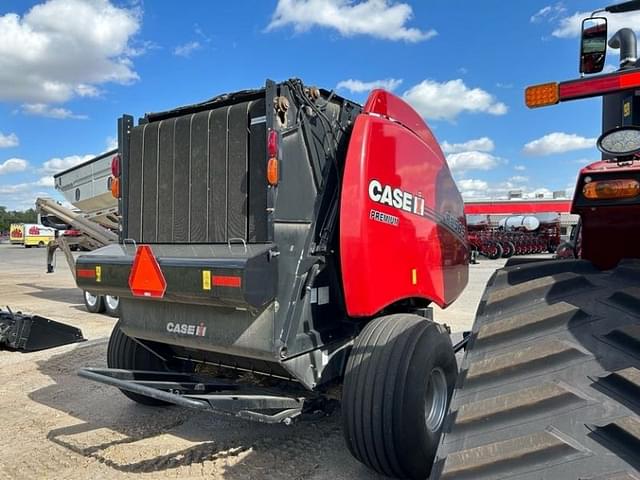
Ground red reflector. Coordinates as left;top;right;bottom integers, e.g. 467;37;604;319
128;245;167;298
559;70;640;101
267;129;278;158
212;275;242;288
77;268;95;278
111;154;121;177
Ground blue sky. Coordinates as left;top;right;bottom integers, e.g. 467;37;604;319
0;0;628;210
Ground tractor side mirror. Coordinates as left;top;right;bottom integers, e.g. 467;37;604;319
580;17;608;74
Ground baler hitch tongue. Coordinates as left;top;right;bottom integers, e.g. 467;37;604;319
0;307;85;351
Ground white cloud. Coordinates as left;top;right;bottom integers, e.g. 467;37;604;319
106;136;118;151
337;78;403;93
508;175;529;183
0;132;19;148
574;158;595;165
446;151;502;172
552;10;640;38
174;41;201;57
41;154;94;174
514;165;526;171
0;158;28;175
21;103;87;120
523;132;596;156
267;0;436;42
402;79;507;121
0;0;141;104
457;179;488;191
36;176;54;187
458;178;563;200
456;178;490;198
0;182;55;210
441;137;494;154
530;4;566;23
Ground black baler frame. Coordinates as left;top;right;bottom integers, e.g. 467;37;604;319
78;367;310;424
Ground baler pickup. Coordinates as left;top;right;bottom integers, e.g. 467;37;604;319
78;367;308;424
0;308;85;351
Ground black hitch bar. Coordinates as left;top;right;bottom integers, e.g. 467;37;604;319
78;367;308;424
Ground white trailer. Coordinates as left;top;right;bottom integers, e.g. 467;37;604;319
38;149;121;317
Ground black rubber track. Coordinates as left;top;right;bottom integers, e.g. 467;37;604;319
107;321;170;406
342;314;457;480
433;258;640;480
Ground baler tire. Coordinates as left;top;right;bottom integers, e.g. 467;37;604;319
342;314;457;480
107;321;170;406
84;291;105;313
432;259;640;479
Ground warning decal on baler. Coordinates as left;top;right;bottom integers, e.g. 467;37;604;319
202;270;211;290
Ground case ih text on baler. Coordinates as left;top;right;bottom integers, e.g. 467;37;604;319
433;2;640;479
74;79;468;479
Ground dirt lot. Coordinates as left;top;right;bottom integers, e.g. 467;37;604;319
0;243;513;480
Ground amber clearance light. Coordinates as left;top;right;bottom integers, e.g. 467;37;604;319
583;179;640;200
525;82;559;108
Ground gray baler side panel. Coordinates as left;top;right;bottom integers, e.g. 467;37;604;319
189;111;210;242
248;100;267;242
141;121;158;242
173;115;191;242
127;100;264;244
120;299;277;362
157;118;175;241
272;85;317;223
128;126;143;240
209;107;228;242
227;102;250;240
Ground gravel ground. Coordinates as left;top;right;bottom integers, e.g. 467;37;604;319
0;244;528;480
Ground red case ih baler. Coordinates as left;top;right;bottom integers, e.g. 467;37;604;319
76;79;468;479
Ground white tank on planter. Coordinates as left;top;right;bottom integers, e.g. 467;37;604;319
499;215;540;231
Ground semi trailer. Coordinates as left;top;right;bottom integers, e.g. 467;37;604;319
434;2;640;478
39;149;123;316
74;79;469;479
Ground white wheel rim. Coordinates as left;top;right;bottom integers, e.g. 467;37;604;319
105;295;119;311
425;367;448;433
85;291;98;307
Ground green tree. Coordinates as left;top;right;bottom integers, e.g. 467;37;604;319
0;206;37;233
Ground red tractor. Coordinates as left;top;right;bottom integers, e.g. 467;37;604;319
434;2;640;478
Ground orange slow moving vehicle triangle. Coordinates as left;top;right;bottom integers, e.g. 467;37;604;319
128;245;167;298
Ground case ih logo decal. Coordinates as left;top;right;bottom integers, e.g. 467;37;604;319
166;322;207;337
368;180;425;216
368;179;466;241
